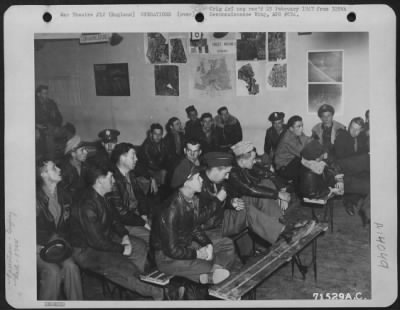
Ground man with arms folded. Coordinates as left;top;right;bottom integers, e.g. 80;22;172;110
74;163;179;300
36;158;83;300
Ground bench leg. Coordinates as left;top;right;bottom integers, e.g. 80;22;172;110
292;254;307;280
242;288;256;300
312;238;317;283
329;201;334;233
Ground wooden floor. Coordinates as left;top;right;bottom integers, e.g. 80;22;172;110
81;198;371;301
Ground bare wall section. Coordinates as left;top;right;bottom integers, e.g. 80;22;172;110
35;32;369;150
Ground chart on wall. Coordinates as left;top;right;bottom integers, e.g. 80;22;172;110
169;33;188;63
236;61;263;96
308;50;343;113
154;65;179;96
189;55;235;97
94;63;130;96
144;33;169;64
266;32;288;90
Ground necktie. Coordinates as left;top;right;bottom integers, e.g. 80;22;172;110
354;138;358;152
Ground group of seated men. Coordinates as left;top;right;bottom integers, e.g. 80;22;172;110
35;85;370;300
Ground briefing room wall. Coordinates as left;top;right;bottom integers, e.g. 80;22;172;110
35;32;369;151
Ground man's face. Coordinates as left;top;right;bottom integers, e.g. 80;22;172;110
201;117;213;132
151;129;163;144
349;122;362;138
239;151;257;169
73;147;88;162
37;89;48;101
272;119;284;132
185;143;202;164
42;161;62;184
121;148;137;171
103;141;117;153
220;110;229;123
188;110;198;122
185;173;203;193
99;172;115;194
320;112;333;127
290;121;304;136
208;166;232;184
171;120;183;133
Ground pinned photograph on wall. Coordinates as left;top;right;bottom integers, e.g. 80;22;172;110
268;32;287;62
169;37;188;63
308;84;343;114
189;55;235;97
189;32;209;54
266;63;288;90
236;32;266;61
308;50;343;82
236;61;262;96
145;32;169;64
93;63;130;96
154;65;179;96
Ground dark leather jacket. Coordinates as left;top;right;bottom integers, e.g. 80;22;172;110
198;171;229;231
214;114;243;150
36;185;72;246
138;137;168;171
87;143;112;170
299;159;342;199
79;187;128;253
184;119;203;141
198;129;220;154
227;165;278;199
152;191;217;260
59;159;90;204
163;131;185;166
106;166;148;227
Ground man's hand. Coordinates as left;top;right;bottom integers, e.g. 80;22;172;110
231;198;245;211
205;244;213;261
216;188;227;202
196;246;209;260
121;235;130;245
141;215;151;230
123;243;132;256
150;178;158;194
278;190;290;211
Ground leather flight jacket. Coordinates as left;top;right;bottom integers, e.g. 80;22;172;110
36;185;72;246
138;137;168;172
227;166;278;199
79;187;128;253
152;191;219;260
106;166;148;227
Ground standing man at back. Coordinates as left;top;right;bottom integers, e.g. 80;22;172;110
35;85;63;160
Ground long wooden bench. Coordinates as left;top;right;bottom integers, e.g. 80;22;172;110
208;222;328;300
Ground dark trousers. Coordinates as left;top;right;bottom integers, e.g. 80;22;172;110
277;157;302;190
221;196;284;245
37;251;83;300
73;236;163;300
155;235;236;283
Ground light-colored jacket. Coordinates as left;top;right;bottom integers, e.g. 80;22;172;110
311;120;345;145
274;130;311;169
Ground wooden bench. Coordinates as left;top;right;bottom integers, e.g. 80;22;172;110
208;222;328;300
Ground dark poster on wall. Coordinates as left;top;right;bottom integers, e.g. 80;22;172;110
94;63;130;96
154;65;179;96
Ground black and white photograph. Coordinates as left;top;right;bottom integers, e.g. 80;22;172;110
3;4;397;309
154;65;179;96
236;32;266;61
145;32;169;64
94;63;131;96
268;32;287;62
